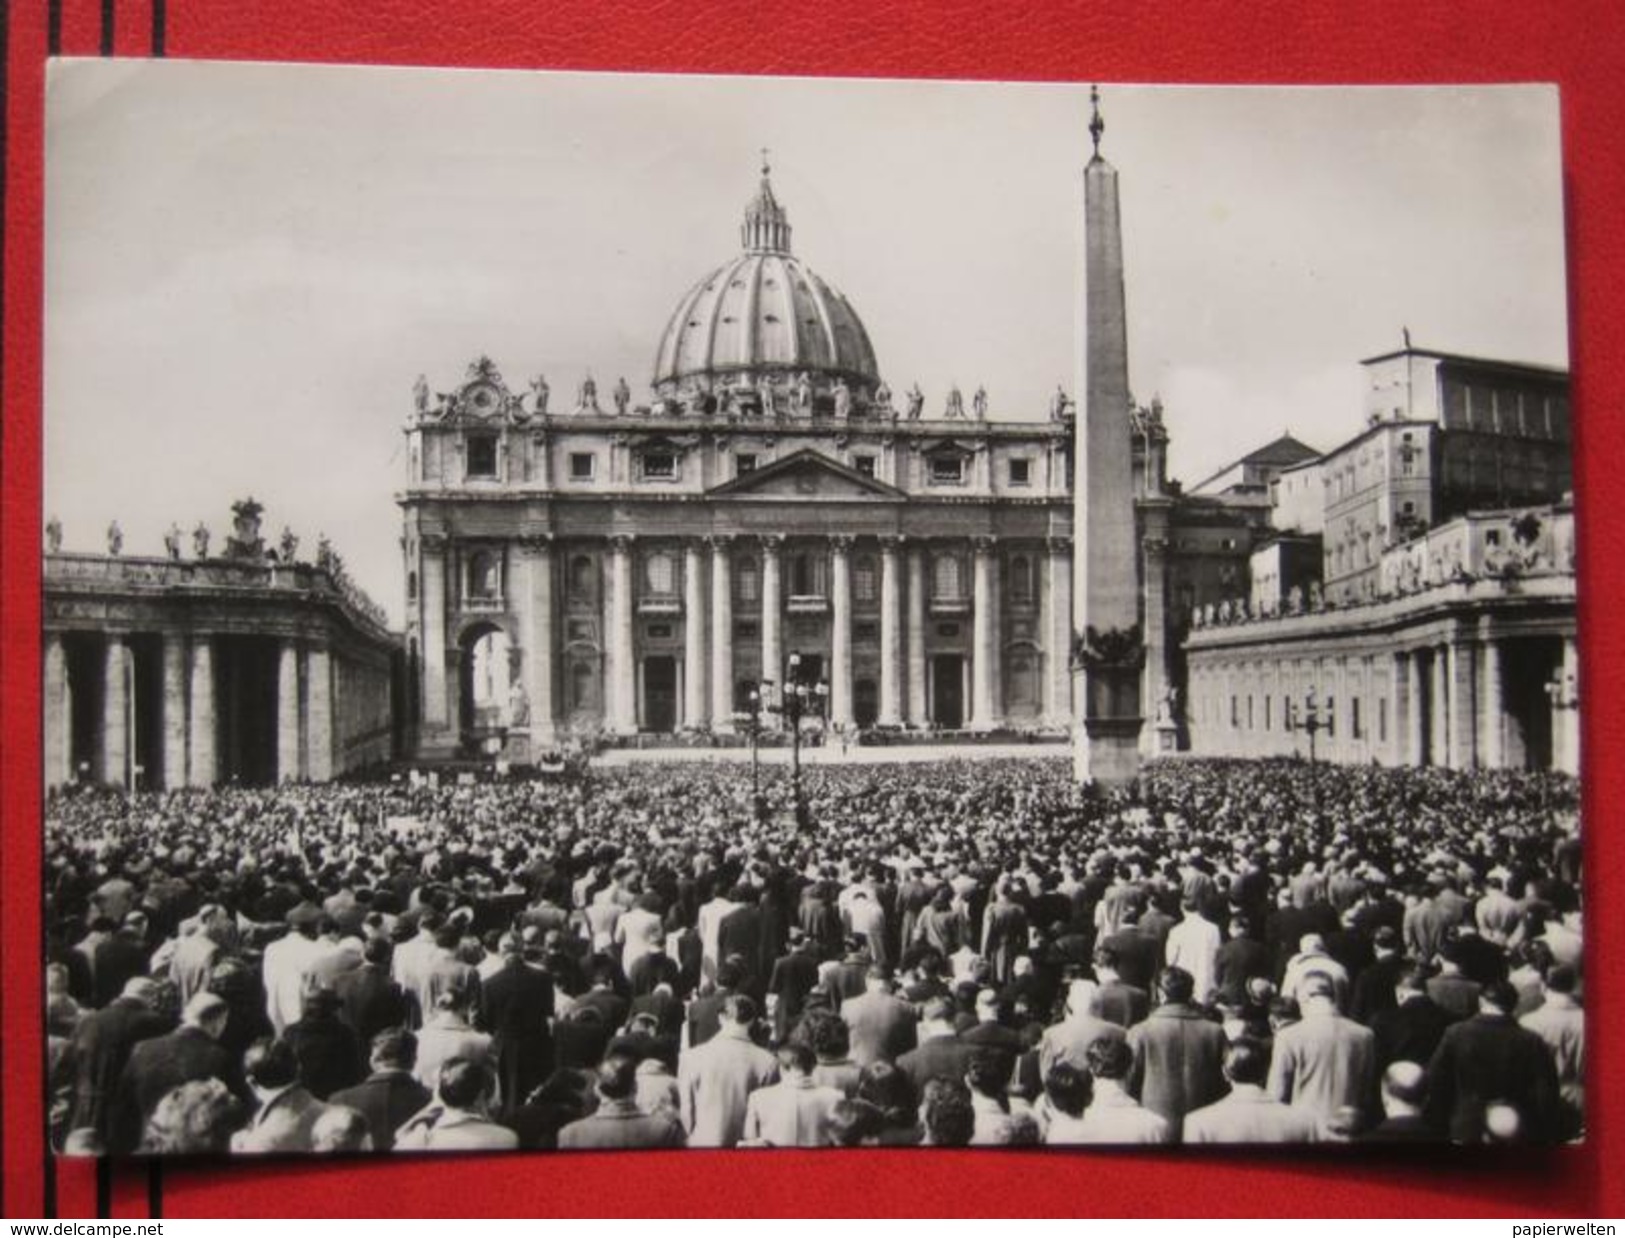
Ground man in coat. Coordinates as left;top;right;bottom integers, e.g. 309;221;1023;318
282;988;364;1101
840;966;918;1067
1126;967;1227;1136
897;997;972;1099
1183;1039;1321;1144
332;935;410;1045
1089;946;1151;1030
740;1041;845;1147
677;994;778;1148
1040;979;1128;1077
558;1054;685;1150
107;991;236;1154
231;1037;336;1154
766;929;821;1045
394;1057;519;1152
67;976;171;1146
1267;972;1378;1128
1372;963;1453;1069
329;1028;432;1152
479;933;555;1110
1425;980;1562;1143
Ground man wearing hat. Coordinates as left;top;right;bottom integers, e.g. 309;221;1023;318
108;990;238;1154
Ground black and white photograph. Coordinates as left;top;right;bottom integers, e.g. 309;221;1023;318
41;64;1581;1158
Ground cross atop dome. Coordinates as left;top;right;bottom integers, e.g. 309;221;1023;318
741;154;793;255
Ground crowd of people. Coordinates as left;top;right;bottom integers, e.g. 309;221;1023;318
43;755;1584;1156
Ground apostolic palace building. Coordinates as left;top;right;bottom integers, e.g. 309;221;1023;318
43;105;1581;788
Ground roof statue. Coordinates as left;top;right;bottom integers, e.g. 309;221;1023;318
106;520;123;556
530;374;550;416
45;515;62;554
1089;83;1105;158
906;384;924;421
613;376;631;417
945;385;965;420
973;385;988;420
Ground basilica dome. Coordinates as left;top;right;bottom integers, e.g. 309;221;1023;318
651;165;881;408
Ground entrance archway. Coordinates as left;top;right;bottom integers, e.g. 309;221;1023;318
459;623;513;750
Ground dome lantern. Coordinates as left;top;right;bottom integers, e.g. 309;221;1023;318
741;152;793;255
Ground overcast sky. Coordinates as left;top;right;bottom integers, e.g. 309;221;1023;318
45;64;1566;622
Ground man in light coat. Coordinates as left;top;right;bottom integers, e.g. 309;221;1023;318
1184;1039;1321;1144
840;967;918;1067
1268;972;1377;1128
1164;899;1222;1005
1126;967;1227;1137
740;1042;844;1147
677;994;778;1148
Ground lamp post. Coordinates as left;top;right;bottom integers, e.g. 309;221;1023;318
732;678;776;822
1287;687;1331;820
782;651;830;830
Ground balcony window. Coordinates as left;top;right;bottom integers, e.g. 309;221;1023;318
853;555;877;603
932;552;963;600
736;556;760;604
640;452;677;481
467;434;498;479
736;453;758;476
853;455;876;478
569;452;596;481
1008;555;1034;603
929;455;966;484
645;551;676;596
466;549;502;607
569;555;595;598
1009;458;1032;487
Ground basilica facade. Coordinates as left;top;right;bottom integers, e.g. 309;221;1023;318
399;168;1088;760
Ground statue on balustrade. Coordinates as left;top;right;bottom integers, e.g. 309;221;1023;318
905;384;924;421
45;515;62;554
832;377;852;420
972;386;988;420
280;526;300;564
1049;384;1070;422
192;523;211;559
794;371;813;415
163;523;182;560
944;385;965;420
529;373;550;416
613;376;631;417
106;521;123;557
874;381;894;420
413;373;430;416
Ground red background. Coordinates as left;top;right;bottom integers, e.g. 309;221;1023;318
4;0;1623;1217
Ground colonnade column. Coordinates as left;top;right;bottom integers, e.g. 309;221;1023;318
905;545;927;726
683;540;708;729
1044;537;1073;728
420;536;449;730
1478;638;1504;770
189;637;216;787
276;640;302;781
306;646;334;782
878;536;902;725
760;535;783;687
830;535;855;730
607;535;637;734
1141;535;1169;754
970;536;998;730
1558;636;1580;775
102;635;128;787
1446;638;1476;770
1429;647;1449;767
709;536;734;730
44;634;69;788
521;535;557;748
161;633;188;790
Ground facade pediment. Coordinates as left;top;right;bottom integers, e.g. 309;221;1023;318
706;447;906;501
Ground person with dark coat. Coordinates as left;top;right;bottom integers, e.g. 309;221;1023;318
108;992;238;1154
717;890;767;1001
1357;1061;1441;1143
767;929;821;1045
328;1028;433;1152
558;1053;686;1150
897;998;973;1101
685;959;745;1050
630;983;686;1040
1350;926;1408;1025
92;914;154;1010
479;935;556;1110
332;936;411;1045
282;989;364;1101
1100;911;1160;994
1425;981;1563;1143
1213;915;1271;1006
67;976;171;1145
1125;967;1228;1137
1089;946;1152;1029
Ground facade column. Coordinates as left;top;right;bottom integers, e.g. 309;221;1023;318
1428;647;1449;767
276;639;302;782
607;535;637;734
189;637;216;787
1446;638;1476;770
830;535;855;730
1558;636;1580;775
1043;537;1073;728
161;633;188;790
970;536;998;729
307;645;334;781
102;635;128;788
709;536;734;730
906;544;927;726
44;634;70;789
1404;651;1425;766
1140;535;1170;755
878;536;903;726
760;535;784;687
520;536;557;749
420;536;450;731
683;540;708;728
1478;638;1504;770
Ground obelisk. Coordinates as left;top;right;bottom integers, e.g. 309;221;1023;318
1073;86;1145;785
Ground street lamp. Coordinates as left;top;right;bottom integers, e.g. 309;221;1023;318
732;678;776;822
782;651;830;830
1544;671;1578;712
1287;687;1332;765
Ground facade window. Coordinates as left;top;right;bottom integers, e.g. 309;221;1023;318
640;451;677;481
853;555;877;603
569;555;595;597
1009;458;1032;487
932;552;963;600
407;571;418;601
1265;695;1272;731
929;455;966;484
1379;698;1388;743
735;620;759;639
736;556;760;604
1351;697;1362;740
644;551;675;596
735;453;757;476
569;452;596;481
791;551;825;597
853;455;876;478
571;662;595;711
1326;696;1337;737
1009;555;1034;603
1230;695;1239;728
467;434;498;478
1247;695;1255;730
467;550;501;600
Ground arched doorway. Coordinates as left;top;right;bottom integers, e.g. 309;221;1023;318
458;623;514;751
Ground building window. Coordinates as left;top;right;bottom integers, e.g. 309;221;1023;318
467;434;498;478
1379;698;1388;743
736;453;758;476
569;452;595;481
567;619;593;642
467;550;501;600
735;620;759;639
1008;555;1034;603
646;623;673;640
791;551;825;597
853;621;878;642
932;552;962;600
853;455;876;478
640;452;677;481
853;555;877;603
1265;695;1272;731
571;663;595;711
645;551;675;596
1247;696;1255;730
735;556;760;604
1326;696;1337;738
1230;696;1239;728
407;571;418;602
569;555;595;597
1351;697;1362;740
936;623;960;638
1009;458;1032;487
929;455;966;485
